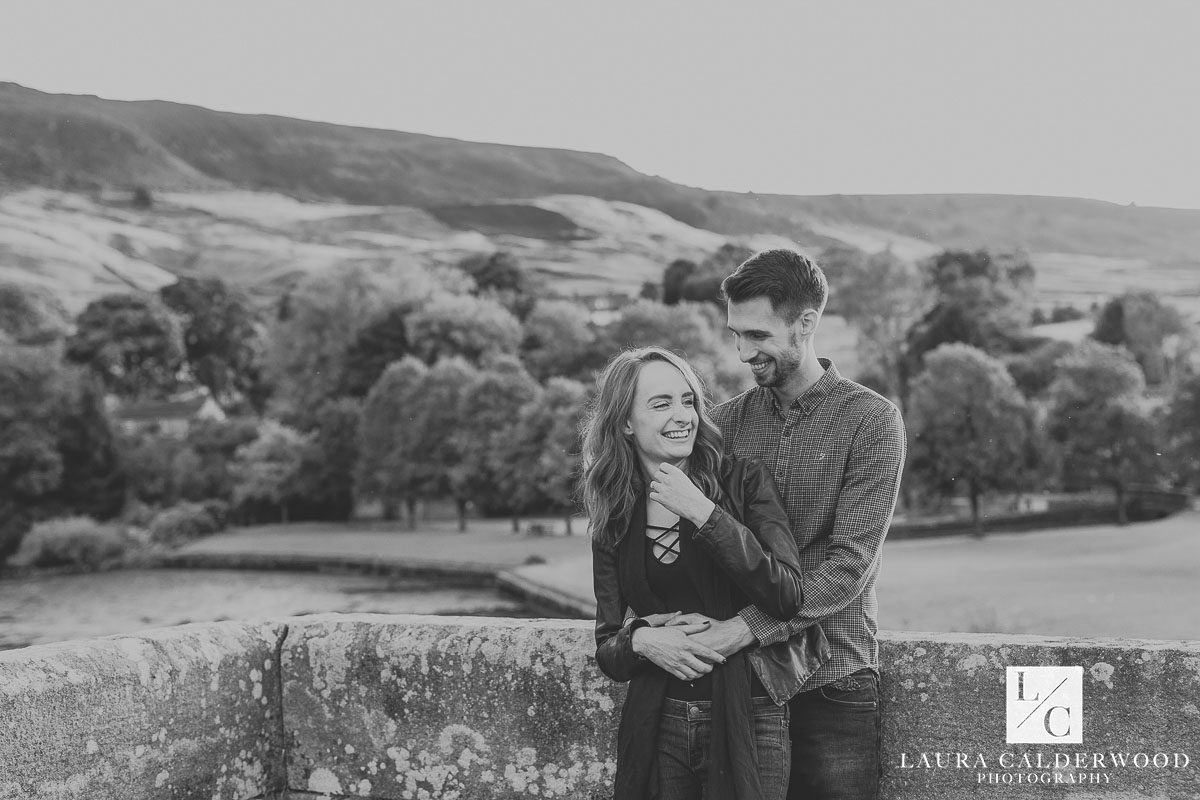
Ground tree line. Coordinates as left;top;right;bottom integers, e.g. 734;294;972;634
1;250;747;557
3;244;1198;561
818;246;1199;528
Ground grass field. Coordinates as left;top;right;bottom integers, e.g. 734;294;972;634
513;511;1200;642
876;511;1199;640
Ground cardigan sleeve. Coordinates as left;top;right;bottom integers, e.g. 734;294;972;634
690;460;804;620
592;537;651;682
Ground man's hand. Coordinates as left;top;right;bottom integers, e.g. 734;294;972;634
649;463;716;527
631;623;725;680
675;615;756;658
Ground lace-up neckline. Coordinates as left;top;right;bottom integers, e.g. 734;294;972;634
645;520;681;565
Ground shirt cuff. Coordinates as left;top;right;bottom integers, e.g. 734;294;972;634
739;604;790;647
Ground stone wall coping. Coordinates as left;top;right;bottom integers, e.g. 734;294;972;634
4;615;1199;799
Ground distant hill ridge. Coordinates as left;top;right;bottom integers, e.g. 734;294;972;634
3;81;1200;271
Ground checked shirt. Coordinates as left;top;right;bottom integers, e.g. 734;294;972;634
712;359;906;690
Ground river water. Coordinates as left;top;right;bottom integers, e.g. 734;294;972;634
0;568;542;651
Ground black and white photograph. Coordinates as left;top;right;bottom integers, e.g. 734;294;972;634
1;2;1199;798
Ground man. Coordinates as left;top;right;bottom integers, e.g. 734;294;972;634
686;248;906;800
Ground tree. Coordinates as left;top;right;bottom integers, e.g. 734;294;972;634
519;300;602;383
407;294;522;366
498;377;588;533
457;251;538;320
355;357;429;525
1047;343;1160;524
458;251;525;294
65;293;185;399
263;265;397;426
292;398;361;521
54;371;126;521
450;357;541;529
160;276;265;412
230;420;311;523
661;259;697;306
1091;292;1187;386
1164;372;1200;490
603;300;746;401
1050;304;1086;323
0;281;70;346
1004;339;1075;399
906;344;1038;531
900;249;1035;403
404;358;476;531
335;260;480;398
182;417;261;503
339;306;412;397
0;348;68;560
118;429;192;507
682;243;755;305
0;351;124;558
825;248;923;402
662;244;755;307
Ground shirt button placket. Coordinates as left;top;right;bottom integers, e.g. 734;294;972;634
777;411;800;484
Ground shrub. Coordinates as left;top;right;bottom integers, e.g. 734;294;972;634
0;509;33;565
120;499;161;528
148;502;221;546
8;516;127;570
199;499;230;530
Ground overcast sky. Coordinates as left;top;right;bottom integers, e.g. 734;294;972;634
3;1;1199;208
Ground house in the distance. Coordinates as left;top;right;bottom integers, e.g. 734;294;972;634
110;391;227;438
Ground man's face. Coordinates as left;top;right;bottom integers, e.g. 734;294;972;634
726;297;804;390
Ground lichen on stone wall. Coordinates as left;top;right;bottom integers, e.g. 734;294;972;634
7;618;1200;800
283;614;619;800
0;621;287;800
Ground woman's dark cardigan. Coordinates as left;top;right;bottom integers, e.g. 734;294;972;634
592;457;816;800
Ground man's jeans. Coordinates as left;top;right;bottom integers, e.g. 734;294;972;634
655;696;790;800
787;668;882;800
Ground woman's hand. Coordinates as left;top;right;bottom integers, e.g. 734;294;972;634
640;611;683;627
649;463;716;527
631;623;726;681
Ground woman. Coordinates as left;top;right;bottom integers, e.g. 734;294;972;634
583;346;827;800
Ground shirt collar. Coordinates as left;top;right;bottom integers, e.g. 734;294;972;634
761;358;840;418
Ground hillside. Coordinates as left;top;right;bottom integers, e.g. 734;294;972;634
2;81;1200;318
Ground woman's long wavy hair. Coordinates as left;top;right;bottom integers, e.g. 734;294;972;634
580;346;726;547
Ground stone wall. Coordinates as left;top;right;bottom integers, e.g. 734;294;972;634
3;615;1200;799
0;621;287;800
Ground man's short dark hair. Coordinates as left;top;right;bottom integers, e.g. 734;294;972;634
720;249;828;324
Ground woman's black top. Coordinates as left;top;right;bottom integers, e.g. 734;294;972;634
644;517;769;700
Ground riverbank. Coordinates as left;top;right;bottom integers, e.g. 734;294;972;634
0;569;538;650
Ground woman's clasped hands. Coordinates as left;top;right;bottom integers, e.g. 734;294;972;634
631;610;726;681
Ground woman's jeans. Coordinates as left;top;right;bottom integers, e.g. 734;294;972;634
655;695;790;800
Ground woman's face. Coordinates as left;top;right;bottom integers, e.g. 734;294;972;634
623;360;698;474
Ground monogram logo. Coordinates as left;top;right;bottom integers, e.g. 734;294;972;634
1006;667;1083;744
